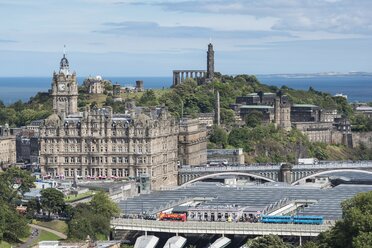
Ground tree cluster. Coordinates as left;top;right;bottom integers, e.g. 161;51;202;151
0;167;35;243
0;92;52;126
351;113;372;132
68;191;120;240
209;124;316;163
316;191;372;248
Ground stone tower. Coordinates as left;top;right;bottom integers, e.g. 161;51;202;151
215;91;221;126
207;43;214;80
274;91;291;131
51;52;78;116
135;80;144;92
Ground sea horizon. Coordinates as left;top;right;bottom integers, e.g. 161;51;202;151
0;73;371;105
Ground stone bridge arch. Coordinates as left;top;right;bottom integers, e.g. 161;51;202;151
180;172;275;187
291;169;372;185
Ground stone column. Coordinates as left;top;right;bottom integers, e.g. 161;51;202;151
279;163;292;184
215;91;221;126
173;72;176;86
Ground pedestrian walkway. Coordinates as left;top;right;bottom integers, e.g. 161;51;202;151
28;224;67;239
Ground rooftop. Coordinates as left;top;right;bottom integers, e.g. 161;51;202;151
118;180;372;220
356;106;372;111
292;104;319;108
240;105;274;109
246;93;276;96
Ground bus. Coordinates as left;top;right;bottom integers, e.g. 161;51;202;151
159;213;187;222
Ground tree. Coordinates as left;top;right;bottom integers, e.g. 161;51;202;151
245;111;264;128
103;81;113;92
0;167;34;243
0;167;35;203
90;191;120;218
40;188;65;218
220;108;236;125
247;235;290;248
1;201;29;242
209;125;228;148
90;101;98;108
68;208;94;240
317;191;372;248
302;241;320;248
352;232;372;248
138;90;158;107
26;198;41;219
68;192;120;240
159;91;183;118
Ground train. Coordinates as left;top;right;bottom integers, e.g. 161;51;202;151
157;212;323;225
261;215;324;225
159;213;187;222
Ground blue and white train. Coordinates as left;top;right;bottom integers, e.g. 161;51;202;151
260;215;323;225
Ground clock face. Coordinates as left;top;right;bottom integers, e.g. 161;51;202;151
59;84;66;91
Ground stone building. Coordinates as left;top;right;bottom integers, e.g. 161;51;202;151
207;148;245;165
39;106;179;190
113;83;121;97
274;94;291;131
320;109;341;123
232;92;356;145
0;125;16;168
291;104;321;123
236;92;289;106
239;105;274;123
30;137;40;164
198;113;214;128
354;105;372;118
16;136;31;163
293;122;334;143
292;118;352;147
178;118;207;166
39;54;179;190
83;76;106;94
232;92;291;130
15;135;39;164
135;80;144;92
173;43;215;86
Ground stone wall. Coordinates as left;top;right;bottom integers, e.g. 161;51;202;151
352;132;372;148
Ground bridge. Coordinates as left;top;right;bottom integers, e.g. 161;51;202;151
178;161;372;185
111;218;333;237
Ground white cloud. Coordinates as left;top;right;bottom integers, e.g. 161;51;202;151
132;0;372;35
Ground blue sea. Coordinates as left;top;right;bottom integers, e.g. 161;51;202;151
0;74;371;104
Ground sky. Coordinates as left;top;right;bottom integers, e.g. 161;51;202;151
0;0;371;76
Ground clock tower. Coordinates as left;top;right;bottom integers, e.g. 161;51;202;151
51;52;78;116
